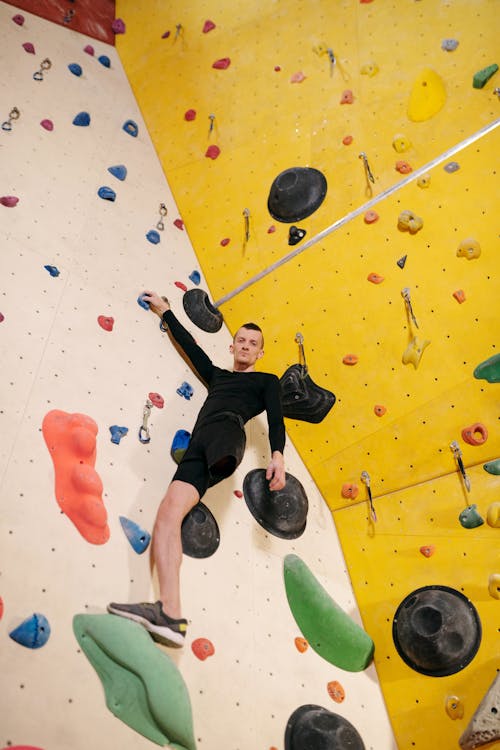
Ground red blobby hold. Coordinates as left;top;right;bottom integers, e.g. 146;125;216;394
396;160;413;174
367;272;384;284
343;354;358;365
0;596;3;619
98;315;114;331
274;65;281;72
184;109;196;121
148;392;164;409
267;225;276;234
1;196;19;207
175;281;188;291
220;238;230;246
341;483;359;500
420;545;435;558
233;490;243;498
162;30;171;39
212;57;231;70
327;680;345;703
0;313;4;322
84;44;95;55
12;14;25;25
22;42;35;54
364;210;379;224
40;119;54;131
340;89;354;104
174;218;184;230
192;637;215;660
294;636;308;653
342;135;353;145
42;410;109;544
205;145;220;160
203;20;216;33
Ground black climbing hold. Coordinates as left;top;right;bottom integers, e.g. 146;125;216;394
268;167;327;223
279;364;335;423
181;502;220;558
392;585;482;677
397;255;407;269
288;226;306;245
285;704;365;750
243;469;308;539
182;288;223;333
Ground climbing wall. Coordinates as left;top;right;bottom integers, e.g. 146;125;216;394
115;0;500;748
0;4;396;750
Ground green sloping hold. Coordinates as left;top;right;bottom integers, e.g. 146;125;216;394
73;614;196;749
472;63;498;89
283;554;374;672
484;459;500;475
473;353;500;383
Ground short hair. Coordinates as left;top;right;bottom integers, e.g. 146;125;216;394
235;322;264;348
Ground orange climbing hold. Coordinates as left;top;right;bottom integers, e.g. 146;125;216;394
327;680;345;703
343;354;358;365
294;636;308;653
364;210;379;224
191;637;215;660
420;545;435;558
395;160;413;174
453;289;466;304
461;422;488;446
367;272;384;284
42;410;109;545
340;89;354;104
342;135;353;145
341;483;359;500
373;405;387;417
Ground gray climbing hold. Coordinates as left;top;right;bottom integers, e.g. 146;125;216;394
442;39;459;51
73;111;90;126
397;255;408;269
98;186;116;202
68;63;82;76
108;165;127;181
444;161;460;173
459;672;500;749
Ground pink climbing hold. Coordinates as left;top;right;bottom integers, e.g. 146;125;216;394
12;14;25;25
148;392;164;409
184;109;196;121
1;196;19;207
290;71;306;83
175;281;188;292
191;637;215;661
220;238;230;246
40;119;54;131
97;315;114;332
206;145;220;160
0;313;4;323
22;42;35;54
112;18;126;34
212;57;231;70
268;225;276;233
174;218;184;230
83;44;95;55
203;20;216;33
0;596;3;619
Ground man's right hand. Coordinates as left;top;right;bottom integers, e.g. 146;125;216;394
142;290;170;317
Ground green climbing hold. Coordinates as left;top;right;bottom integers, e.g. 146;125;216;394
283;554;374;672
473;353;500;383
472;63;498;89
484;459;500;475
73;614;196;749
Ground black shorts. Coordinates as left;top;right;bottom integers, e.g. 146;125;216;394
172;413;246;499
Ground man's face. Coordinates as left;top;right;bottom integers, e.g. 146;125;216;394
230;327;264;371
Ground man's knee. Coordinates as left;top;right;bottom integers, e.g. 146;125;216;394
156;482;199;526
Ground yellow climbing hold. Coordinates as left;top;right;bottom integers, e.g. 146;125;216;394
446;695;464;720
392;134;411;153
488;573;500;600
361;61;379;77
417;172;431;188
486;502;500;528
457;237;481;260
408;68;446;122
402;336;431;369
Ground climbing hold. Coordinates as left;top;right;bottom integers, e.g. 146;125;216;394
279;360;336;423
374;405;387;417
22;42;35;54
73;614;197;748
212;57;231;70
175;281;188;292
98;316;114;331
137;294;150;310
42;410;109;544
398;210;423;234
367;272;384;284
44;265;60;277
395;160;412;174
183;288;223;332
364;210;379;224
171;430;191;464
146;230;160;244
83;44;94;55
98;55;111;68
327;681;345;704
290;71;306;83
360;61;378;77
181;502;220;558
419;545;435;558
343;354;358;365
393;585;481;676
461;423;488;446
112;18;126;34
459;504;484;529
417;172;431;188
0;313;4;322
342;135;353;145
161;30;171;39
73;111;91;126
444;161;460;173
68;63;82;76
174;218;184;230
284;554;374;670
488;574;500;599
244;470;308;539
341;483;359;500
457;237;481;260
189;270;201;285
484;459;500;475
108;165;127;181
202;20;216;33
446;696;464;720
442;39;459;52
474;353;500;383
1;196;19;207
191;637;215;660
408;68;446;121
97;186;116;202
453;289;466;304
233;490;243;499
40;118;54;131
176;381;193;400
122;120;138;137
459;672;500;749
340;89;354;104
392;134;411;153
268;167;327;223
285;705;365;750
205;145;220;159
12;13;25;25
402;337;431;369
274;65;281;72
397;255;407;269
268;225;276;233
289;226;306;245
486;502;500;528
220;237;230;246
0;596;3;618
472;63;498;89
148;392;164;409
9;613;51;649
184;109;196;121
109;425;128;445
119;516;151;554
294;636;308;653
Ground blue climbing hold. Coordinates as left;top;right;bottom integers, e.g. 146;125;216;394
442;39;459;52
68;63;83;76
119;516;151;554
171;429;191;464
444;161;460;173
109;425;129;444
98;55;111;68
73;111;91;126
177;382;194;400
108;164;127;181
189;270;201;285
98;186;116;202
137;294;150;311
146;230;161;245
123;119;139;137
9;613;51;648
44;264;60;277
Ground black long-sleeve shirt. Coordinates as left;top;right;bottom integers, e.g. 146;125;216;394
162;310;286;454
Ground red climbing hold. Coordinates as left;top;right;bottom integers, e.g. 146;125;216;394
1;196;19;207
84;44;94;55
175;281;188;292
274;65;281;72
0;313;4;323
12;14;25;25
148;392;164;409
97;315;114;332
192;637;215;660
203;20;216;33
396;160;413;174
234;490;243;498
220;238;230;246
22;42;35;54
0;596;3;619
342;135;353;145
184;109;196;121
174;218;184;230
162;30;171;39
205;145;221;159
212;57;231;70
40;119;54;131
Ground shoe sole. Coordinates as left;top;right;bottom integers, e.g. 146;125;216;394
107;605;185;648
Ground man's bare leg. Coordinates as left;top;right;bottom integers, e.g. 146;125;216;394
152;479;200;619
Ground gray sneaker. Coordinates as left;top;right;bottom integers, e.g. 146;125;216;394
107;601;187;647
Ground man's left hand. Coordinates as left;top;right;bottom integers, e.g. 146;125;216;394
266;451;286;492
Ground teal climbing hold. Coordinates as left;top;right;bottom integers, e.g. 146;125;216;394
474;353;500;383
73;614;196;749
108;165;127;181
9;613;51;648
119;516;151;554
459;504;484;529
283;554;374;671
484;459;500;475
